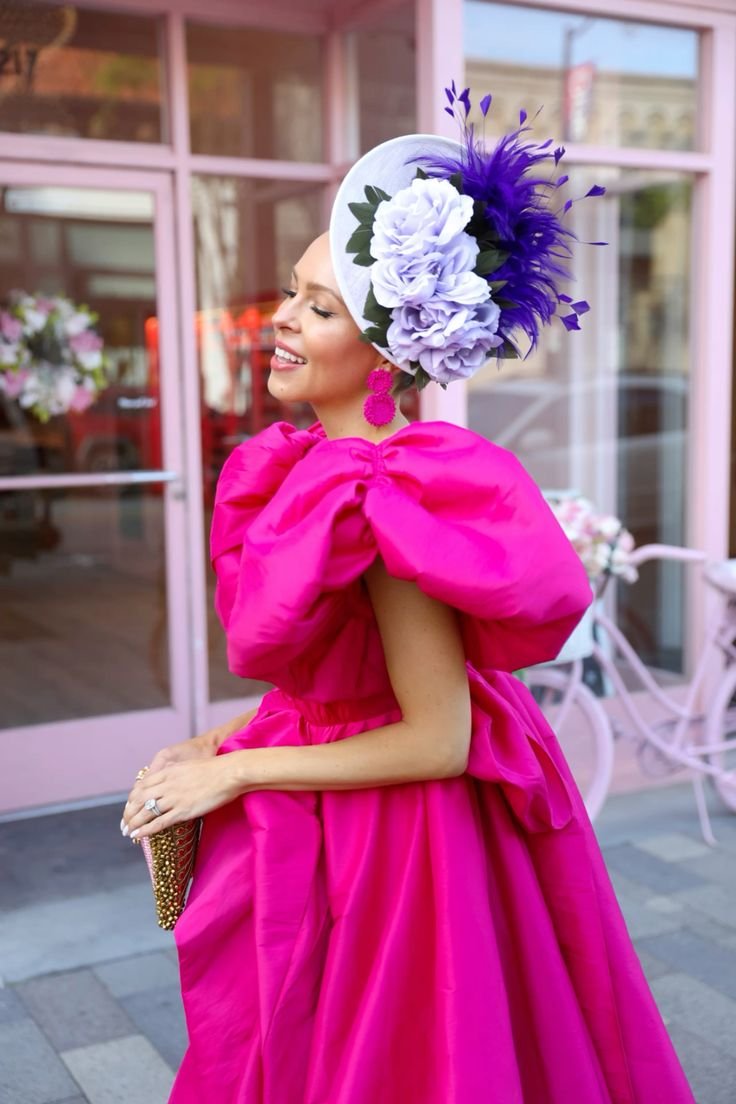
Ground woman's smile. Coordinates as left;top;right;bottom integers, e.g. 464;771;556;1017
271;341;308;371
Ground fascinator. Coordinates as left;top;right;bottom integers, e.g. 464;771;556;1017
329;83;605;390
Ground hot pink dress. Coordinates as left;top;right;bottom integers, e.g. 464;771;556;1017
170;419;694;1104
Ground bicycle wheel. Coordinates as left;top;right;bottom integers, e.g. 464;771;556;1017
523;667;614;821
704;660;736;813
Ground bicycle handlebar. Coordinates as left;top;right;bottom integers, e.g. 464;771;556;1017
627;543;707;568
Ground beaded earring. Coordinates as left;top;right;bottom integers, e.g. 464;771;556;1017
363;366;396;427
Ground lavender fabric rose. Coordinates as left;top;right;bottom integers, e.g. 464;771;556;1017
371;177;475;260
387;298;503;385
370;177;489;311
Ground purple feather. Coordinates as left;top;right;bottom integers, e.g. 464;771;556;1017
480;93;492;117
415;86;606;352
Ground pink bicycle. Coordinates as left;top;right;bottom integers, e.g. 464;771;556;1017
524;544;736;843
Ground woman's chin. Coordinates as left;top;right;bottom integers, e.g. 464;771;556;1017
267;372;309;405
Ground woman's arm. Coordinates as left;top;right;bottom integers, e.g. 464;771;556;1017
123;558;471;838
230;556;471;790
144;705;261;772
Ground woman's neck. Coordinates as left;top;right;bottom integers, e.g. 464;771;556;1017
313;401;409;444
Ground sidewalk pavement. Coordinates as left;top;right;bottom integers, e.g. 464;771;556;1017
1;781;735;1104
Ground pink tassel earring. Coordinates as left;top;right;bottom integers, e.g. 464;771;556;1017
363;367;396;427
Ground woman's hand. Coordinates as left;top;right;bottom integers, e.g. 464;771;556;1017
121;756;243;840
146;731;217;773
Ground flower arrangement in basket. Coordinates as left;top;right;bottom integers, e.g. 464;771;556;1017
547;494;638;595
0;292;110;423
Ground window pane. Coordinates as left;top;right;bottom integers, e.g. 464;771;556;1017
351;1;417;154
0;186;161;478
467;168;692;674
186;24;324;161
0;4;164;143
0;485;168;726
192;175;324;702
465;1;699;150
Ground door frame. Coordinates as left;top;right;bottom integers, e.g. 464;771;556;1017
0;162;195;815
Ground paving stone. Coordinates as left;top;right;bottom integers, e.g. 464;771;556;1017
0;1018;79;1104
636;929;736;1003
650;974;736;1055
666;1021;736;1104
679;911;736;948
16;969;135;1051
606;868;651;906
61;1034;173;1104
635;832;712;863
0;805;144;912
632;946;675;982
120;985;188;1071
0;882;172;982
94;952;179;999
601;843;708;895
643;894;685;915
0;986;25;1023
612;897;684;941
678;849;736;884
674;883;736;931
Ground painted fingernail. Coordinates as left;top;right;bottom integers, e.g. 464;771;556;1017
130;829;139;840
119;818;125;832
122;824;130;837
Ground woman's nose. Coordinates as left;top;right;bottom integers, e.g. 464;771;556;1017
272;297;299;330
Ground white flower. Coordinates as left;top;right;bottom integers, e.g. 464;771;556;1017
64;310;93;337
371;177;475;261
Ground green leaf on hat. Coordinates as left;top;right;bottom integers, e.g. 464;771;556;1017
348;201;376;223
362;285;389;326
346;226;373;254
475;248;510;276
365;185;391;205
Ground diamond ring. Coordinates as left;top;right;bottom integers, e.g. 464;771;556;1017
144;797;163;817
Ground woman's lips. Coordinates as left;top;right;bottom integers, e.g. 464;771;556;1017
270;352;303;372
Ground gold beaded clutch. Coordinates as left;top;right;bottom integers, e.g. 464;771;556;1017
134;766;201;931
138;820;202;930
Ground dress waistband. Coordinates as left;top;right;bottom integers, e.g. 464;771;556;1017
262;688;400;727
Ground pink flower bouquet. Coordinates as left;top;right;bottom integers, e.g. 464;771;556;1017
0;292;109;422
547;494;638;589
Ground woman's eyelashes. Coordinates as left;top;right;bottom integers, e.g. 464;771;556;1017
280;288;334;319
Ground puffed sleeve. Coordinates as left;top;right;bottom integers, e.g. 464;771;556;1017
210;419;592;680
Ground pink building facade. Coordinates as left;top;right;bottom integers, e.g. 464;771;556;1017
0;0;734;816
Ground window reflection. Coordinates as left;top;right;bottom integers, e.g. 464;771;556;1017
467;169;692;673
0;186;160;478
352;1;417;154
464;1;698;150
192;175;324;702
0;485;169;726
186;23;324;161
0;4;164;143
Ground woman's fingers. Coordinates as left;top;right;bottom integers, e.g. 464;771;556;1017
130;809;180;840
126;795;174;837
121;769;169;834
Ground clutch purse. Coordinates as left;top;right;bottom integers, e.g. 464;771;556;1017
134;767;202;930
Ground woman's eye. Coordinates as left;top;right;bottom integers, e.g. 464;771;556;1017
311;305;334;319
280;287;296;299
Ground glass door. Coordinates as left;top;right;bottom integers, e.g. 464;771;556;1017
0;164;191;814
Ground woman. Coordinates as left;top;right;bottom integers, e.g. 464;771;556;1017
122;91;695;1102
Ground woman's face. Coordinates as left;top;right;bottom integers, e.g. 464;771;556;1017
268;232;381;409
